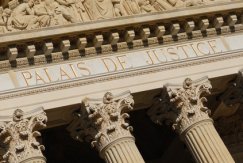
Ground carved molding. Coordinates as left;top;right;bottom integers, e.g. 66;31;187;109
0;1;242;70
0;108;47;163
1;50;243;102
148;77;212;134
67;91;134;152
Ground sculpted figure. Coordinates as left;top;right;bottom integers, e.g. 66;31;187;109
138;0;156;13
41;0;76;25
11;0;39;30
0;8;13;33
83;0;116;20
184;0;204;6
33;0;54;27
0;8;7;33
119;0;140;15
149;0;173;11
0;0;234;33
54;0;77;23
113;0;122;16
202;0;231;3
167;0;204;7
73;0;91;21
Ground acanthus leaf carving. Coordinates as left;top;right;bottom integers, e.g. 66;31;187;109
67;91;134;152
0;108;47;163
148;77;212;134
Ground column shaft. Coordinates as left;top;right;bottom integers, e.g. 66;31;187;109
148;77;236;163
183;120;235;163
68;91;145;163
102;137;144;163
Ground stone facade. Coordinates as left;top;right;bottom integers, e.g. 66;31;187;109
0;0;243;162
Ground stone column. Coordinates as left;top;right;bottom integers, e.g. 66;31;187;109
148;77;235;163
68;91;145;163
0;107;47;163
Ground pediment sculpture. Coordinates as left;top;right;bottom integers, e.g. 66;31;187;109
0;0;233;33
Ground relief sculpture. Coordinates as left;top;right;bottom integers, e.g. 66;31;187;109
0;0;233;33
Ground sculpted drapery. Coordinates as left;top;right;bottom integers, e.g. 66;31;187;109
84;0;115;20
0;0;234;33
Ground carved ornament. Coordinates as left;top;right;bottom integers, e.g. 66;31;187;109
148;77;212;134
67;91;134;152
0;108;47;163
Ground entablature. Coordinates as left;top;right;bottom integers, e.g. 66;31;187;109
0;1;243;71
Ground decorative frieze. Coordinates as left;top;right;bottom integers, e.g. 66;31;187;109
0;1;242;70
68;91;145;162
0;0;233;34
0;108;47;163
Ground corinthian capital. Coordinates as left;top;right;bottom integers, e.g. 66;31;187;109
0;107;47;163
68;91;134;151
148;77;212;134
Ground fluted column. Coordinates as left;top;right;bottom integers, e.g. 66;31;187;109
148;77;235;163
183;119;234;163
0;107;47;163
102;137;144;163
68;91;145;163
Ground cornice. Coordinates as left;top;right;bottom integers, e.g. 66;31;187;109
0;1;242;71
0;1;241;44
